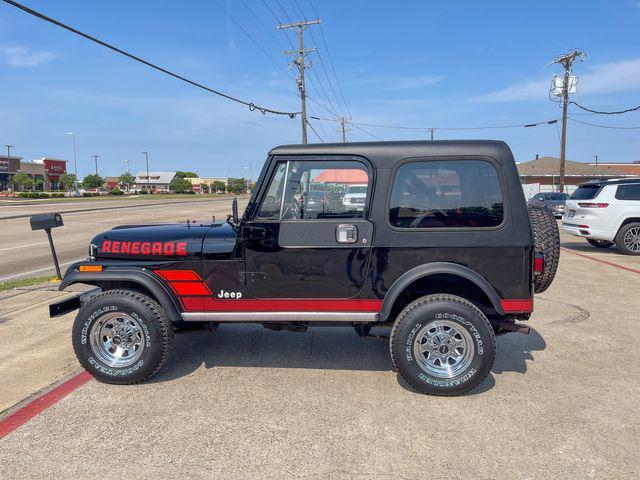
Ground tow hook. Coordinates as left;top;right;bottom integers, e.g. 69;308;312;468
495;319;530;334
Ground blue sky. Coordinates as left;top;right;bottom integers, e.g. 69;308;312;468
1;0;639;179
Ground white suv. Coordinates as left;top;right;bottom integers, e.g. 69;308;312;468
342;184;367;212
562;178;640;255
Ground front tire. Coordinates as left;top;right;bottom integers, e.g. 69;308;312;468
615;223;640;256
72;289;174;384
587;238;614;249
390;294;496;396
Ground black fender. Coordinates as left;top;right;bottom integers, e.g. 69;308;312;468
379;262;505;321
59;267;182;322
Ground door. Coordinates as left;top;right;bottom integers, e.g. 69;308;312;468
243;157;374;299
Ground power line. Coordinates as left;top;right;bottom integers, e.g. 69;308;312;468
307;0;352;119
240;0;286;52
570;101;640;115
310;117;559;131
306;120;325;143
2;0;298;117
568;117;640;130
350;123;384;141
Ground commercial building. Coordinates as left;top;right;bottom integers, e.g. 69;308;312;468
33;158;67;190
587;161;640;177
186;177;230;193
132;171;176;192
0;155;22;191
517;156;631;195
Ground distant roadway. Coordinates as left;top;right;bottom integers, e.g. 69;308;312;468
0;197;244;281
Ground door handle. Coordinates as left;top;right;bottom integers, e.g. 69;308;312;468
336;224;358;243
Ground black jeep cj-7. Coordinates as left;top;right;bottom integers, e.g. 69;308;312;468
51;141;559;396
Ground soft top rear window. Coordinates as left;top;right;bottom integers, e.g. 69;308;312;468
570;184;602;200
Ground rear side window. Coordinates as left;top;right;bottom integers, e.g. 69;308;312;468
570;184;602;200
615;184;640;200
389;160;504;229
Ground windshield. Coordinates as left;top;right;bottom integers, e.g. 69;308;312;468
546;193;569;201
307;191;326;199
347;186;367;194
570;185;602;200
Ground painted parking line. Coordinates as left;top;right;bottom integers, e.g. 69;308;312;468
0;371;92;440
561;247;640;275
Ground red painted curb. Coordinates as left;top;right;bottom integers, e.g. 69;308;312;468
561;247;640;275
0;371;92;440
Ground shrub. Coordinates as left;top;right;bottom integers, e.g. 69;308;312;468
110;189;124;195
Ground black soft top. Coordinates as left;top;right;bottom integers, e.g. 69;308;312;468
269;140;511;169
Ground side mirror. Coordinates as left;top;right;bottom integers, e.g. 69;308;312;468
232;197;239;223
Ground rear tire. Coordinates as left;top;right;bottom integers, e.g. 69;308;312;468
72;289;174;384
587;238;614;249
528;203;560;293
615;222;640;256
390;294;496;396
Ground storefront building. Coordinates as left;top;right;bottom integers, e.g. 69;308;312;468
34;158;68;190
0;156;22;191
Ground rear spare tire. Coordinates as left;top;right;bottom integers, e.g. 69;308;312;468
528;203;560;293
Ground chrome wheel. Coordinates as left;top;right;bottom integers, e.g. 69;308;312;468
413;320;474;378
89;312;145;368
623;227;640;253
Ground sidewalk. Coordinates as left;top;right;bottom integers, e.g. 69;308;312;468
0;284;87;412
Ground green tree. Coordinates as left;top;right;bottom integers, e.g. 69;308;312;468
118;172;135;192
169;177;193;193
175;171;198;179
12;172;29;191
35;178;44;191
212;180;226;193
199;183;209;194
81;174;104;190
227;178;247;194
59;173;77;192
23;177;36;191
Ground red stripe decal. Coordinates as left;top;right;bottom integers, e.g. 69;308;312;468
170;281;212;296
501;299;533;313
184;298;383;312
154;270;201;281
0;371;92;440
561;247;640;275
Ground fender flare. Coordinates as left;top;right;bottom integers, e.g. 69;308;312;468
379;262;504;321
59;268;182;322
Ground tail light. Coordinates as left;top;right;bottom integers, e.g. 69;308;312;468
578;202;609;208
534;254;544;274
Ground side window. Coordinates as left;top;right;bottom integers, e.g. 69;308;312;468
280;160;370;220
615;184;640;201
256;162;287;219
389;160;504;228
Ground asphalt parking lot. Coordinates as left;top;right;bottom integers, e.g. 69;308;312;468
0;227;639;479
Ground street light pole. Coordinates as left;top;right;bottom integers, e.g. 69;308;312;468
5;145;14;191
124;159;131;173
67;132;78;192
141;152;150;192
92;155;99;175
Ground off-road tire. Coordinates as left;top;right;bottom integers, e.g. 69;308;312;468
389;294;496;396
587;238;614;249
615;222;640;256
72;289;174;384
528;203;560;293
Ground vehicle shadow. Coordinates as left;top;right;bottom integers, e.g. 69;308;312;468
561;240;621;256
150;325;546;395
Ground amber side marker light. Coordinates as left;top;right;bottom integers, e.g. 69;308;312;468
79;265;103;272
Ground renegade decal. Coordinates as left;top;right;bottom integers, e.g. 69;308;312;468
101;240;187;256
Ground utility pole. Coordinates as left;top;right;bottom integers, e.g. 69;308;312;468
278;19;321;144
124;159;131;174
5;145;14;191
548;50;585;192
594;154;598;166
92;155;99;175
67;132;79;192
141;152;150;191
338;117;351;143
428;128;435;141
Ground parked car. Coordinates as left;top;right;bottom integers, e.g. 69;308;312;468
51;140;559;396
342;184;367;212
299;190;330;217
529;192;570;218
562;178;640;255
